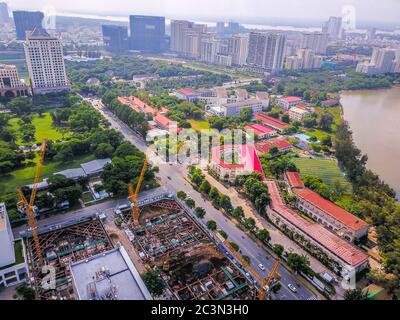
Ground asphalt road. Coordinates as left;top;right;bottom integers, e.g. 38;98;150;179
85;97;317;300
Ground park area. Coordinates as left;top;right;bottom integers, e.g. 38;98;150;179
293;157;351;192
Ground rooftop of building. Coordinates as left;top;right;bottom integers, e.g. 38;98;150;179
294;188;369;232
278;96;303;103
245;123;277;136
255;138;292;154
256;91;269;99
266;180;368;267
0;203;6;230
223;98;261;108
70;245;152;300
211;144;264;177
81;158;111;176
179;88;197;95
254;113;289;130
215;87;228;98
285;172;305;189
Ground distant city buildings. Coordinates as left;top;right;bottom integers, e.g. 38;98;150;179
299;32;328;55
356;47;400;74
24;27;70;95
323;16;343;39
102;25;128;53
246;32;286;73
0;2;10;24
12;10;44;40
129;15;165;53
285;49;323;71
0;64;29;98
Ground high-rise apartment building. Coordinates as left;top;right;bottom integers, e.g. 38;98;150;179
0;64;29;97
200;34;219;64
228;35;248;66
170;20;207;58
226;21;240;34
246;32;286;73
129;15;165;52
12;10;44;40
24;27;69;95
299;32;328;55
0;2;10;24
102;25;128;53
216;22;225;36
356;47;398;74
323;16;342;39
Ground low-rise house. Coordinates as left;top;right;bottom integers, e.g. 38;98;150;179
244;124;277;140
265;180;369;277
210;144;264;182
81;158;112;177
276;96;303;110
294;188;370;242
320;99;339;107
254;113;290;133
255;138;292;155
289;106;312;121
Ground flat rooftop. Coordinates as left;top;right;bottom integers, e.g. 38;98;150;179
70;246;152;300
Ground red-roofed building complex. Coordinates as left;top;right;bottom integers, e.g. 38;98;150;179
294;188;369;241
266;180;369;275
254;113;290;133
210;144;264;182
244;124;277;140
276;96;303;110
255;138;292;155
285;171;305;189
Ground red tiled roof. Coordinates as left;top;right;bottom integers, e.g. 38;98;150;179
254;113;289;130
211;144;265;179
118;96;158;115
255;138;292;154
285;172;305;189
154;114;172;128
179;88;196;95
280;96;303;103
245;124;277;136
266;180;368;267
294;188;369;232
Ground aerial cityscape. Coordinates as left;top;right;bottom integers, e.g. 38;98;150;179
0;0;399;306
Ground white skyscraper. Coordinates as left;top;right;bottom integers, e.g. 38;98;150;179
228;35;249;66
246;32;286;73
24;27;69;95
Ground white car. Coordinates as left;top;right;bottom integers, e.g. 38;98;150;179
258;263;266;271
287;284;297;293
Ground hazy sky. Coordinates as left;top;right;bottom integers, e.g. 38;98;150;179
5;0;400;24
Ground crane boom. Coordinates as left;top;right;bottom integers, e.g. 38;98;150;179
16;139;48;265
222;239;280;300
129;158;148;226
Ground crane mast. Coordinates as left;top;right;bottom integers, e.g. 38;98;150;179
16;139;48;265
128;158;148;226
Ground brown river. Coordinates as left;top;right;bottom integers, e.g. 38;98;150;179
340;87;400;198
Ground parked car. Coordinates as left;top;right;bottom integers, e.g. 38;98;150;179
258;263;266;271
288;284;297;293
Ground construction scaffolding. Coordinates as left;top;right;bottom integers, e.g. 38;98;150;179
25;219;113;300
127;198;257;300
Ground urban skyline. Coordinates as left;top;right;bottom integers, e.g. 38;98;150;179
3;0;400;26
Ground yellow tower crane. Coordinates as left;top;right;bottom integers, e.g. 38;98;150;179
16;139;48;265
128;158;148;226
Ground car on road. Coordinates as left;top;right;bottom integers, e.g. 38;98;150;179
167;176;172;180
258;263;266;271
287;284;297;293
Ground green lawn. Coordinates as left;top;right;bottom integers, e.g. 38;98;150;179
9;113;67;146
0;153;96;194
189;119;211;131
293;158;351;191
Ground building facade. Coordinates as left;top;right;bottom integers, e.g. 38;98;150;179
228;35;248;66
102;25;128;53
299;32;328;55
246;32;286;73
129;15;165;53
24;27;70;95
0;2;10;24
0;203;28;288
323;16;342;39
13;10;44;40
0;64;29;97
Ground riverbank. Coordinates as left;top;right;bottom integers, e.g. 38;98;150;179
340;86;400;199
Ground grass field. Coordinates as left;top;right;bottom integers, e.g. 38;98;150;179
9;113;66;145
189;120;211;131
0;153;96;194
301;106;342;141
293;157;351;191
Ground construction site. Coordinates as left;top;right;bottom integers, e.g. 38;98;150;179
24;217;113;300
118;196;257;300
